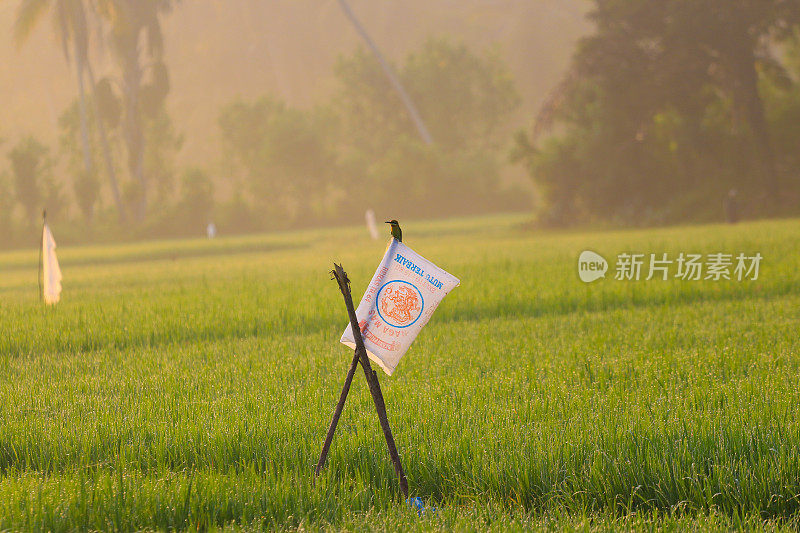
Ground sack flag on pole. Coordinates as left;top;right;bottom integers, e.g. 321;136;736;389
42;223;62;305
340;238;459;375
365;209;379;240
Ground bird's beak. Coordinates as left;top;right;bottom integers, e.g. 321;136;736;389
384;221;391;224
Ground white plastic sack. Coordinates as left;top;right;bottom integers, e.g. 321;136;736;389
341;238;459;375
42;223;62;305
365;209;379;240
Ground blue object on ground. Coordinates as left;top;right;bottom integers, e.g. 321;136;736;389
407;497;437;517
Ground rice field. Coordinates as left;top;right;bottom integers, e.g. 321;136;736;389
0;214;799;531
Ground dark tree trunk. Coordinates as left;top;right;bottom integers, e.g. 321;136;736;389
122;42;146;221
74;42;93;181
86;62;126;224
733;50;779;202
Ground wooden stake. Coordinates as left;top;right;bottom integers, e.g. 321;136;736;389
38;210;45;302
315;348;359;476
315;263;409;498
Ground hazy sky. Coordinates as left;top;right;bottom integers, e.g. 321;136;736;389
0;0;588;166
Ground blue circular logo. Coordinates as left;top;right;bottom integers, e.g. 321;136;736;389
376;280;424;328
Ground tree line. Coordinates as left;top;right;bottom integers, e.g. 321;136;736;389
513;0;800;226
1;1;527;247
7;1;795;247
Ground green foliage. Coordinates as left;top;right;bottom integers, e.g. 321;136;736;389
333;47;407;155
7;136;60;226
0;215;798;529
60;98;102;222
403;39;520;151
362;136;503;218
332;37;525;220
518;0;800;226
144;108;184;207
219;97;339;227
174;166;214;234
216;190;257;235
12;0;178;226
13;0;90;61
72;170;100;222
4;21;527;245
335;37;520;154
140;60;171;119
763;30;800;178
57;86;182;230
0;169;15;232
104;0;176;220
94;77;122;129
218;38;527;231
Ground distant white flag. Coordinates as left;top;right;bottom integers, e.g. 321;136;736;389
42;223;62;305
341;238;459;375
365;209;379;240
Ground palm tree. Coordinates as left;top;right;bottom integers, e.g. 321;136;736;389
99;0;174;221
86;58;126;223
14;0;126;222
15;0;91;182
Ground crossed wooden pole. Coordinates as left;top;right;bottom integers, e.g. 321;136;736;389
315;263;409;497
38;209;46;302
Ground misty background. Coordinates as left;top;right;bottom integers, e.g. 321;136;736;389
1;0;799;248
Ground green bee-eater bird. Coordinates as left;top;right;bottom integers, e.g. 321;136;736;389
385;220;402;242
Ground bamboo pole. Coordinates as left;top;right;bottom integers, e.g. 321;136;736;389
315;263;409;498
315;348;360;476
38;209;45;302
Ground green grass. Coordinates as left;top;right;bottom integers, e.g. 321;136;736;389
0;214;799;531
